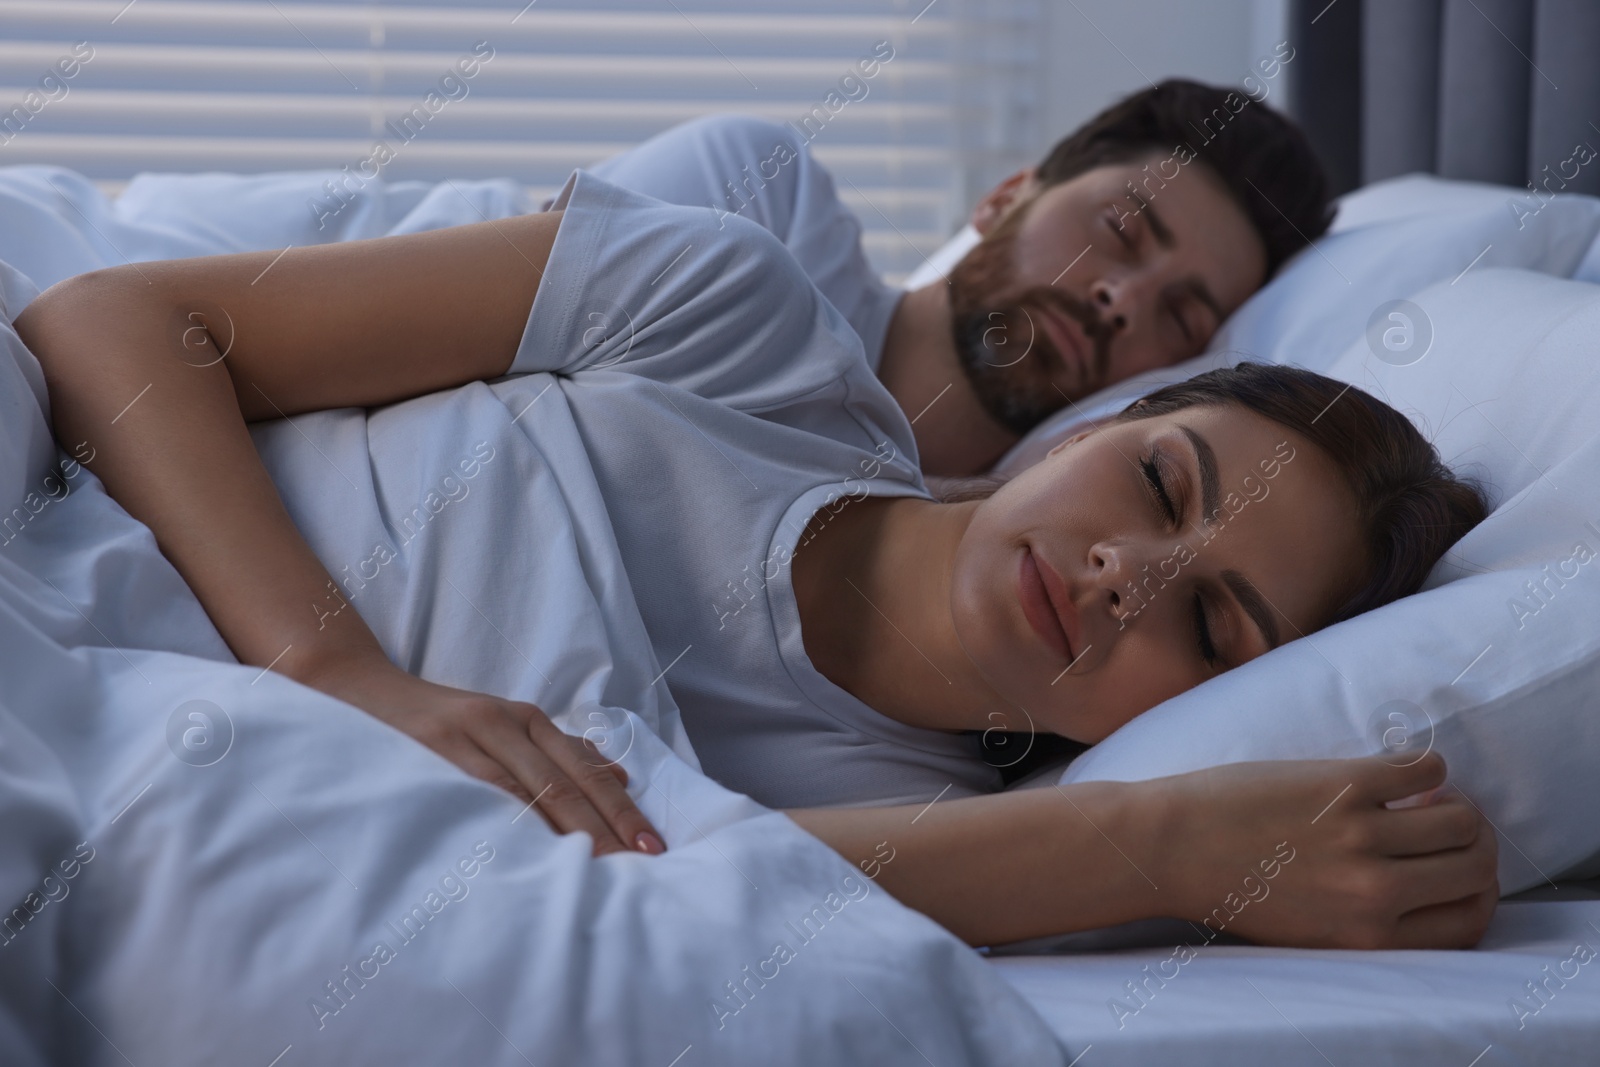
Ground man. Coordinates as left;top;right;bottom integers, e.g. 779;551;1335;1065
580;78;1332;476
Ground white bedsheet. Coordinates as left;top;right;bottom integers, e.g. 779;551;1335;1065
990;897;1600;1065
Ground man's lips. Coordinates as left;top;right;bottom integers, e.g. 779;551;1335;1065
1019;546;1081;665
1035;303;1090;386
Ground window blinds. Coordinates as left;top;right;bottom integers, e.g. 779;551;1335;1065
0;0;1042;282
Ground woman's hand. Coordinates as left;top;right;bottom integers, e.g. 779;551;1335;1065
1157;750;1498;949
308;655;666;858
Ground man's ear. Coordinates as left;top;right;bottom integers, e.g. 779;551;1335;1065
970;167;1040;236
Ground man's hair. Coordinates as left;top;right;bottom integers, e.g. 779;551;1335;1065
1034;78;1333;279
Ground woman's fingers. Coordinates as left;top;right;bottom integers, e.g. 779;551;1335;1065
580;735;629;785
314;662;662;857
448;743;538;805
1356;749;1449;805
522;708;665;857
1390;883;1501;949
464;706;639;856
1386;819;1499;914
1369;792;1481;856
1166;754;1506;951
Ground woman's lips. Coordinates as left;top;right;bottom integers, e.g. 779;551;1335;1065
1019;547;1074;662
1033;550;1084;661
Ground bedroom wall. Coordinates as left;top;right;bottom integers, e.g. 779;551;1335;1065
1033;0;1291;162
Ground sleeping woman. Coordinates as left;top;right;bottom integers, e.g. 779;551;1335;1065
17;170;1499;953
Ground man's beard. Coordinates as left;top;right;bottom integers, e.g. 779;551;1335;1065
946;204;1113;437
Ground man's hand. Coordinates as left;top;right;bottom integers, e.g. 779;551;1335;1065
1157;751;1498;949
310;655;666;858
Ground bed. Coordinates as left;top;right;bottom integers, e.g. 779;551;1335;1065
3;147;1600;1066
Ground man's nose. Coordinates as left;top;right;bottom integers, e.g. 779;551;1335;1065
1088;277;1128;335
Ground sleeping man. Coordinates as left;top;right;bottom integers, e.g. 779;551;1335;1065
576;78;1332;475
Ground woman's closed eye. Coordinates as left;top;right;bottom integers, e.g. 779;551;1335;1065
1139;448;1179;525
1192;593;1221;668
1139;448;1222;667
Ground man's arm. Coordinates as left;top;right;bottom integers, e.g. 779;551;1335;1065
789;751;1500;950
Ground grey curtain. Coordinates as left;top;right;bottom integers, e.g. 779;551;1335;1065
1287;0;1600;196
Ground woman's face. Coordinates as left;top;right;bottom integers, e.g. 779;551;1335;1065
949;402;1366;743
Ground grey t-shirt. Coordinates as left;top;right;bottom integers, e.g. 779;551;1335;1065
507;168;1000;807
252;166;999;810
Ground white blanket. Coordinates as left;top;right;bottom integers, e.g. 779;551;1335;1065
0;177;1063;1064
0;164;536;291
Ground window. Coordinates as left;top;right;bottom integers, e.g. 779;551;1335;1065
0;0;1042;283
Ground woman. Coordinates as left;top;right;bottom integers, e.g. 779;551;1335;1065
18;171;1497;951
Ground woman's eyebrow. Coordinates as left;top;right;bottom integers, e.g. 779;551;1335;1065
1177;423;1220;523
1222;568;1281;651
1175;423;1282;652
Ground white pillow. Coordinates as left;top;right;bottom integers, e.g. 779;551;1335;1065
1045;267;1600;894
902;223;978;290
990;173;1600;474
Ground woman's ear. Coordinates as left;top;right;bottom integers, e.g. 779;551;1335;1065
1046;429;1094;456
970;167;1040;235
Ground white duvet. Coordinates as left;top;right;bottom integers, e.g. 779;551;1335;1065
11;158;1600;1066
0;182;1064;1064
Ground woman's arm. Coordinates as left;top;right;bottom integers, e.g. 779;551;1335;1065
14;213;667;857
17;213;562;673
789;750;1499;949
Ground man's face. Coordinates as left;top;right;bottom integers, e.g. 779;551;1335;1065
947;151;1269;436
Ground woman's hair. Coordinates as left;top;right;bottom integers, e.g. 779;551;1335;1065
968;361;1489;784
1117;362;1487;623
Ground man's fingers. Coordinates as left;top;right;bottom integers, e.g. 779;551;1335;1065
1369;794;1480;857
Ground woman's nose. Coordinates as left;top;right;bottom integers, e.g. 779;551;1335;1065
1089;540;1136;612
